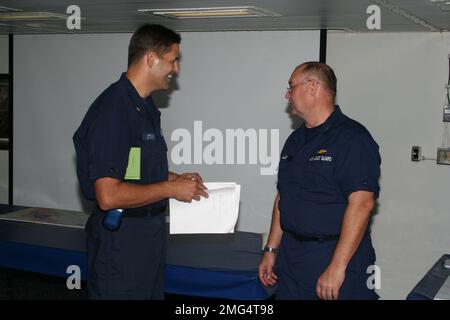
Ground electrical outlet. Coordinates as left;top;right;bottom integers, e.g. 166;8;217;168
437;148;450;165
443;105;450;122
411;146;421;161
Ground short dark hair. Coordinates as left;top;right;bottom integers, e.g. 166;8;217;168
298;62;337;100
128;24;181;67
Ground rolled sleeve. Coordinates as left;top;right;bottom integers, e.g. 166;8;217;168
335;133;381;199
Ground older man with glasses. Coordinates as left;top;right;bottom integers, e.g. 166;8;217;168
259;61;381;300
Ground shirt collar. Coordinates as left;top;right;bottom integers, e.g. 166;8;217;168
119;72;161;117
303;105;344;136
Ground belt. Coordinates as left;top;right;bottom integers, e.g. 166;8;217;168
292;232;340;242
123;204;167;218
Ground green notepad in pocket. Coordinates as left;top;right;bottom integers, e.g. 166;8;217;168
124;147;141;180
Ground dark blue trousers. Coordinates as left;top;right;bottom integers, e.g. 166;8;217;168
86;207;166;300
276;232;379;300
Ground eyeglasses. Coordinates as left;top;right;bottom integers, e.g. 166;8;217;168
286;79;319;93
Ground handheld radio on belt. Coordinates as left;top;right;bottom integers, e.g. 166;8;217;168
103;208;124;231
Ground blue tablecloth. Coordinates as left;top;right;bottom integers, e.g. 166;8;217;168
0;205;272;300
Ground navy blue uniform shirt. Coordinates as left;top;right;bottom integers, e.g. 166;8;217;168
277;106;381;236
73;73;169;208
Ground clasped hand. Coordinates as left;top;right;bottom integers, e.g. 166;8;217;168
173;172;209;203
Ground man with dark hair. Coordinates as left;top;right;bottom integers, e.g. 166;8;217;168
127;24;182;67
258;62;381;300
73;24;208;299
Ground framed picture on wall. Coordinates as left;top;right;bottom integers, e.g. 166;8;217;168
0;74;8;150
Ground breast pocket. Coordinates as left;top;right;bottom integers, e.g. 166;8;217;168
140;140;168;184
305;156;335;186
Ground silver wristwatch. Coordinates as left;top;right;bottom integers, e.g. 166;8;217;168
263;245;279;254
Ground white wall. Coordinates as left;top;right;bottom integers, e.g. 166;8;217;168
327;32;450;299
0;35;8;204
14;34;129;211
13;31;319;232
160;31;319;232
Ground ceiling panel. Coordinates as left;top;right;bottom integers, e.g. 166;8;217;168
0;0;447;34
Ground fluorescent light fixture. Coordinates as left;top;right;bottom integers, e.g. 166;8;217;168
138;6;280;19
373;0;441;31
0;11;67;21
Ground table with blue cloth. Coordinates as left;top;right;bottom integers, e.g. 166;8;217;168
0;205;272;300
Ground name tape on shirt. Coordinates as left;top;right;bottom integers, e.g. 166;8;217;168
309;149;332;162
